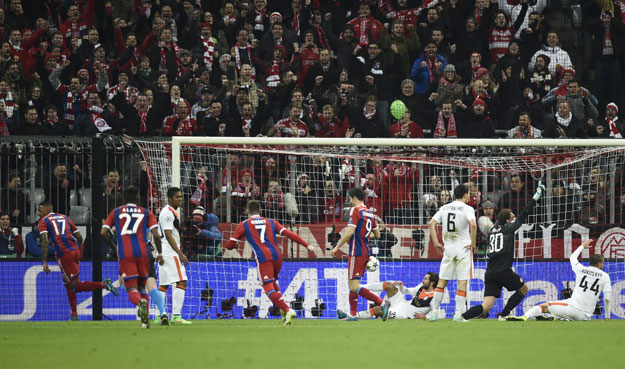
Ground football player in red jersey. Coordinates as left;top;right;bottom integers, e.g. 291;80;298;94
101;186;163;328
225;200;314;325
330;187;390;319
39;201;118;321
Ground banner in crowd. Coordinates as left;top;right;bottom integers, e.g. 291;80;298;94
218;223;625;259
1;261;623;321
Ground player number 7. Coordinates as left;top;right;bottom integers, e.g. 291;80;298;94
255;224;266;243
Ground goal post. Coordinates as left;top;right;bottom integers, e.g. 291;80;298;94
135;137;625;320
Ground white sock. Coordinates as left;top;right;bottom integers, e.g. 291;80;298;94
356;309;373;319
360;282;385;292
525;305;543;319
172;286;186;316
455;293;467;315
431;290;444;310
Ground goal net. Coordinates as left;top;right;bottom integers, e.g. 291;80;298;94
134;137;625;320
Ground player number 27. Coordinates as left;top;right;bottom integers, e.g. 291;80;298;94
119;213;145;235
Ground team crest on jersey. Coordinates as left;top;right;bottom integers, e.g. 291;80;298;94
595;227;625;259
263;275;269;280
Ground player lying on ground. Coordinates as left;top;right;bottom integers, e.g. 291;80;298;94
461;182;545;321
101;186;164;328
331;187;390;319
39;201;118;320
337;272;439;320
428;184;477;321
225;200;314;325
508;239;611;321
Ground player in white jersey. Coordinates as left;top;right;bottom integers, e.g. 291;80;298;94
158;187;191;325
336;272;439;321
428;184;477;322
509;239;611;321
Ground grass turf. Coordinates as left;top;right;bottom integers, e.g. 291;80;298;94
2;319;624;369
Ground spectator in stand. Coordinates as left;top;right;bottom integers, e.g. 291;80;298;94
162;100;199;136
528;54;553;99
320;179;344;223
323;21;358;70
383;162;417;225
456;98;496;138
544;99;586;138
389;109;424;138
46;164;82;217
485;9;527;66
598;103;624;138
432;102;458;138
74;89;115;136
454;16;488;67
1;172;29;225
294;173;318;223
417;7;449;43
232;169;261;222
362;172;384;218
103;170;123;214
379;19;420;96
347;3;383;48
528;31;573;76
19;106;43;135
411;40;446;99
259;22;294;63
348;95;388;138
304;48;340;97
432;64;464;110
585;9;625;111
500;173;532;219
272;104;309;137
0;211;24;258
263;179;287;223
314;104;350;138
498;0;546;38
423;175;444;218
202;100;231;136
397;79;421;123
110;91;160;136
0;100;19;135
507;111;542;138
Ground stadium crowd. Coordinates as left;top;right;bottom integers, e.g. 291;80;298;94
3;0;625;258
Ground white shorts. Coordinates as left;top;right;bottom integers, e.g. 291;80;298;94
547;300;590;321
386;292;432;320
439;247;473;281
158;254;187;285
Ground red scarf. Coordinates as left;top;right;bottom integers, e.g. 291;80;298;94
254;9;266;32
359;18;370;45
137;108;149;134
159;47;167;72
363;106;376;120
292;11;300;35
201;36;215;71
0;118;9;136
425;55;438;83
434;111;457;138
266;60;281;87
316;26;330;49
439;76;458;90
607;117;622;138
0;92;15;118
234;43;251;71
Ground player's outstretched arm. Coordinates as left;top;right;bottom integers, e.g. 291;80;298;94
331;226;355;257
569;239;591;270
282;229;314;251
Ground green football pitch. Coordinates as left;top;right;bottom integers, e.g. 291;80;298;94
2;319;624;369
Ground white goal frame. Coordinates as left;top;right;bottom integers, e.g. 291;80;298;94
170;137;625;187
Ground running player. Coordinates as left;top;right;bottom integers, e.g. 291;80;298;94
157;188;191;325
508;239;611;321
330;187;390;320
428;184;477;321
225;200;314;325
39;201;118;320
337;272;439;321
101;186;163;328
461;181;545;321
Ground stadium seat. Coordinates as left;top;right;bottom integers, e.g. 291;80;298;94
79;188;92;208
69;206;90;224
70;190;78;206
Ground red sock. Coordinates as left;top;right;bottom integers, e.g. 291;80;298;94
140;290;149;315
358;287;383;305
75;281;105;292
263;283;290;313
128;289;141;306
65;285;77;316
349;291;358;316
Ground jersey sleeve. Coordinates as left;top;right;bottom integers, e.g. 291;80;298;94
371;216;379;230
146;210;158;230
569;245;584;274
159;208;175;231
602;273;612;299
69;218;78;233
273;220;285;235
432;208;443;224
464;205;476;222
103;210;115;229
38;218;48;234
348;207;360;227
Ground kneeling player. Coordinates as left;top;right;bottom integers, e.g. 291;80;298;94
337;272;439;320
461;182;544;321
508;239;611;321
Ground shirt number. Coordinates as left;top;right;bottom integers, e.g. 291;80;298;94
120;213;145;235
579;275;600;296
365;218;372;238
447;213;456;232
51;219;66;236
488;233;503;253
255;224;266;243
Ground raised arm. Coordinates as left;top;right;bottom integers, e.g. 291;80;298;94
570;239;592;271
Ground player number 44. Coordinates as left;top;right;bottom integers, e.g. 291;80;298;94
579;275;600;296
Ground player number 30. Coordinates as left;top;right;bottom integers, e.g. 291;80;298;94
488;233;503;253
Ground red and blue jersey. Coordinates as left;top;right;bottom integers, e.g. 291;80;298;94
103;203;158;260
348;204;378;257
229;216;284;263
38;213;80;257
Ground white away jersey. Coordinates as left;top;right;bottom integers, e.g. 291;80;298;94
432;201;476;250
569;246;612;315
158;205;181;256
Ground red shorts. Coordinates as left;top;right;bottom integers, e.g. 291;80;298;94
257;259;282;285
57;249;81;284
348;255;368;280
119;257;150;286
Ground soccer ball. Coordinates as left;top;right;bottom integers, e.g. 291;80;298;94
389;100;407;120
366;256;379;272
